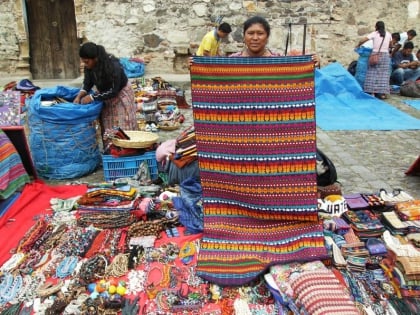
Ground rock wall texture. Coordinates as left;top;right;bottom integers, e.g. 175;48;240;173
1;0;419;77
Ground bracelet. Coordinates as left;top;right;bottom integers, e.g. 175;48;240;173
37;280;64;298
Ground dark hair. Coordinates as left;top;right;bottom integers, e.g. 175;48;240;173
79;42;99;59
391;32;401;41
407;29;417;37
375;21;386;37
79;42;115;87
218;22;232;34
243;16;270;37
403;41;414;49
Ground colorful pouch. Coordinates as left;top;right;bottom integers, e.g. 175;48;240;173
344;193;369;210
366;238;387;256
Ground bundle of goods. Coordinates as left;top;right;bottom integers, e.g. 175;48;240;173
28;86;103;179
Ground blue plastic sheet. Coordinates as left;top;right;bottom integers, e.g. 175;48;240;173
315;62;420;130
28;86;103;179
354;47;372;88
29;86;103;124
119;58;145;78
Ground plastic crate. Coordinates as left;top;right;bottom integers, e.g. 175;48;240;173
102;151;158;181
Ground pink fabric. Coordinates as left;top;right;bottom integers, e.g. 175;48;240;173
156;139;176;162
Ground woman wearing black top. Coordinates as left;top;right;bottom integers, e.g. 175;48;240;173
74;42;138;136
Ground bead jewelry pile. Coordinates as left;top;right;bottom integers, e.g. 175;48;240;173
1;179;420;314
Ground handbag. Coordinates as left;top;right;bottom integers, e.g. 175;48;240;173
368;35;385;66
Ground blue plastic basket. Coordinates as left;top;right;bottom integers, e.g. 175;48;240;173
102;151;158;181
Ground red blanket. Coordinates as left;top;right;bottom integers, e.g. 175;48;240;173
0;180;87;266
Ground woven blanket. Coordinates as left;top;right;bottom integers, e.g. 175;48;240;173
190;56;328;285
0;130;30;200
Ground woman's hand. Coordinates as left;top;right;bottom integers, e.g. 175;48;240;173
188;56;194;69
73;90;87;104
73;95;82;104
80;95;94;104
312;54;321;68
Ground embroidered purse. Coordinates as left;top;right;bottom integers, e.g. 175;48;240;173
366;238;387;256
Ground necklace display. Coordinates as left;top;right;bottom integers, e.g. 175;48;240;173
56;255;78;278
0;252;25;273
0;273;23;305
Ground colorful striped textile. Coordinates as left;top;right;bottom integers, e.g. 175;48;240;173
0;130;30;199
190;56;328;285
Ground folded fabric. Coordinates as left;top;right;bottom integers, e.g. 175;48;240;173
366;238;387;256
289;269;359;315
395;200;420;221
344;193;369;210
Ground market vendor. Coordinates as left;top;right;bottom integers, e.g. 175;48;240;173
74;42;138;136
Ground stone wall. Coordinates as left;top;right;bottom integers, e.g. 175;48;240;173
1;0;419;77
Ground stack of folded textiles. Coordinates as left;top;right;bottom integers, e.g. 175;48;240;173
381;230;420;298
171;126;197;168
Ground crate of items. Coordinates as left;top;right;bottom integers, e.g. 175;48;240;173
102;151;158;181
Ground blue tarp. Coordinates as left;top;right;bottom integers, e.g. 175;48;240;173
28;86;103;179
315;62;420;130
29;86;103;124
119;58;145;78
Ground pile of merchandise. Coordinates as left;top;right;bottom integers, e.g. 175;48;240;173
1;179;420;314
132;77;187;133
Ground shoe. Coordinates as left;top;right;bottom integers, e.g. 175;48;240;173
16;79;40;91
145;123;152;132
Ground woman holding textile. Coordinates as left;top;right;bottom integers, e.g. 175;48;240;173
190;16;320;66
231;15;320;67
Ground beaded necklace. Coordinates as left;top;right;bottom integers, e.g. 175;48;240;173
78;255;108;285
0;252;25;273
15;274;39;303
126;269;146;295
105;253;129;278
0;273;23;305
56;256;78;278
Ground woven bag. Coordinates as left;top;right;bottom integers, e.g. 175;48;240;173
317;182;342;199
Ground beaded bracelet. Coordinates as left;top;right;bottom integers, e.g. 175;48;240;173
56;255;79;278
36;280;64;298
0;252;25;272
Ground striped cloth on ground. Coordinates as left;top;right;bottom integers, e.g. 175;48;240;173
0;130;30;200
190;55;328;285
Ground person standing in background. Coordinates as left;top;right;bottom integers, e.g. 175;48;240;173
356;21;392;99
74;42;138;139
196;22;232;56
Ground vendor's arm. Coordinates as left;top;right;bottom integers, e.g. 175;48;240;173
74;70;95;104
356;36;369;48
